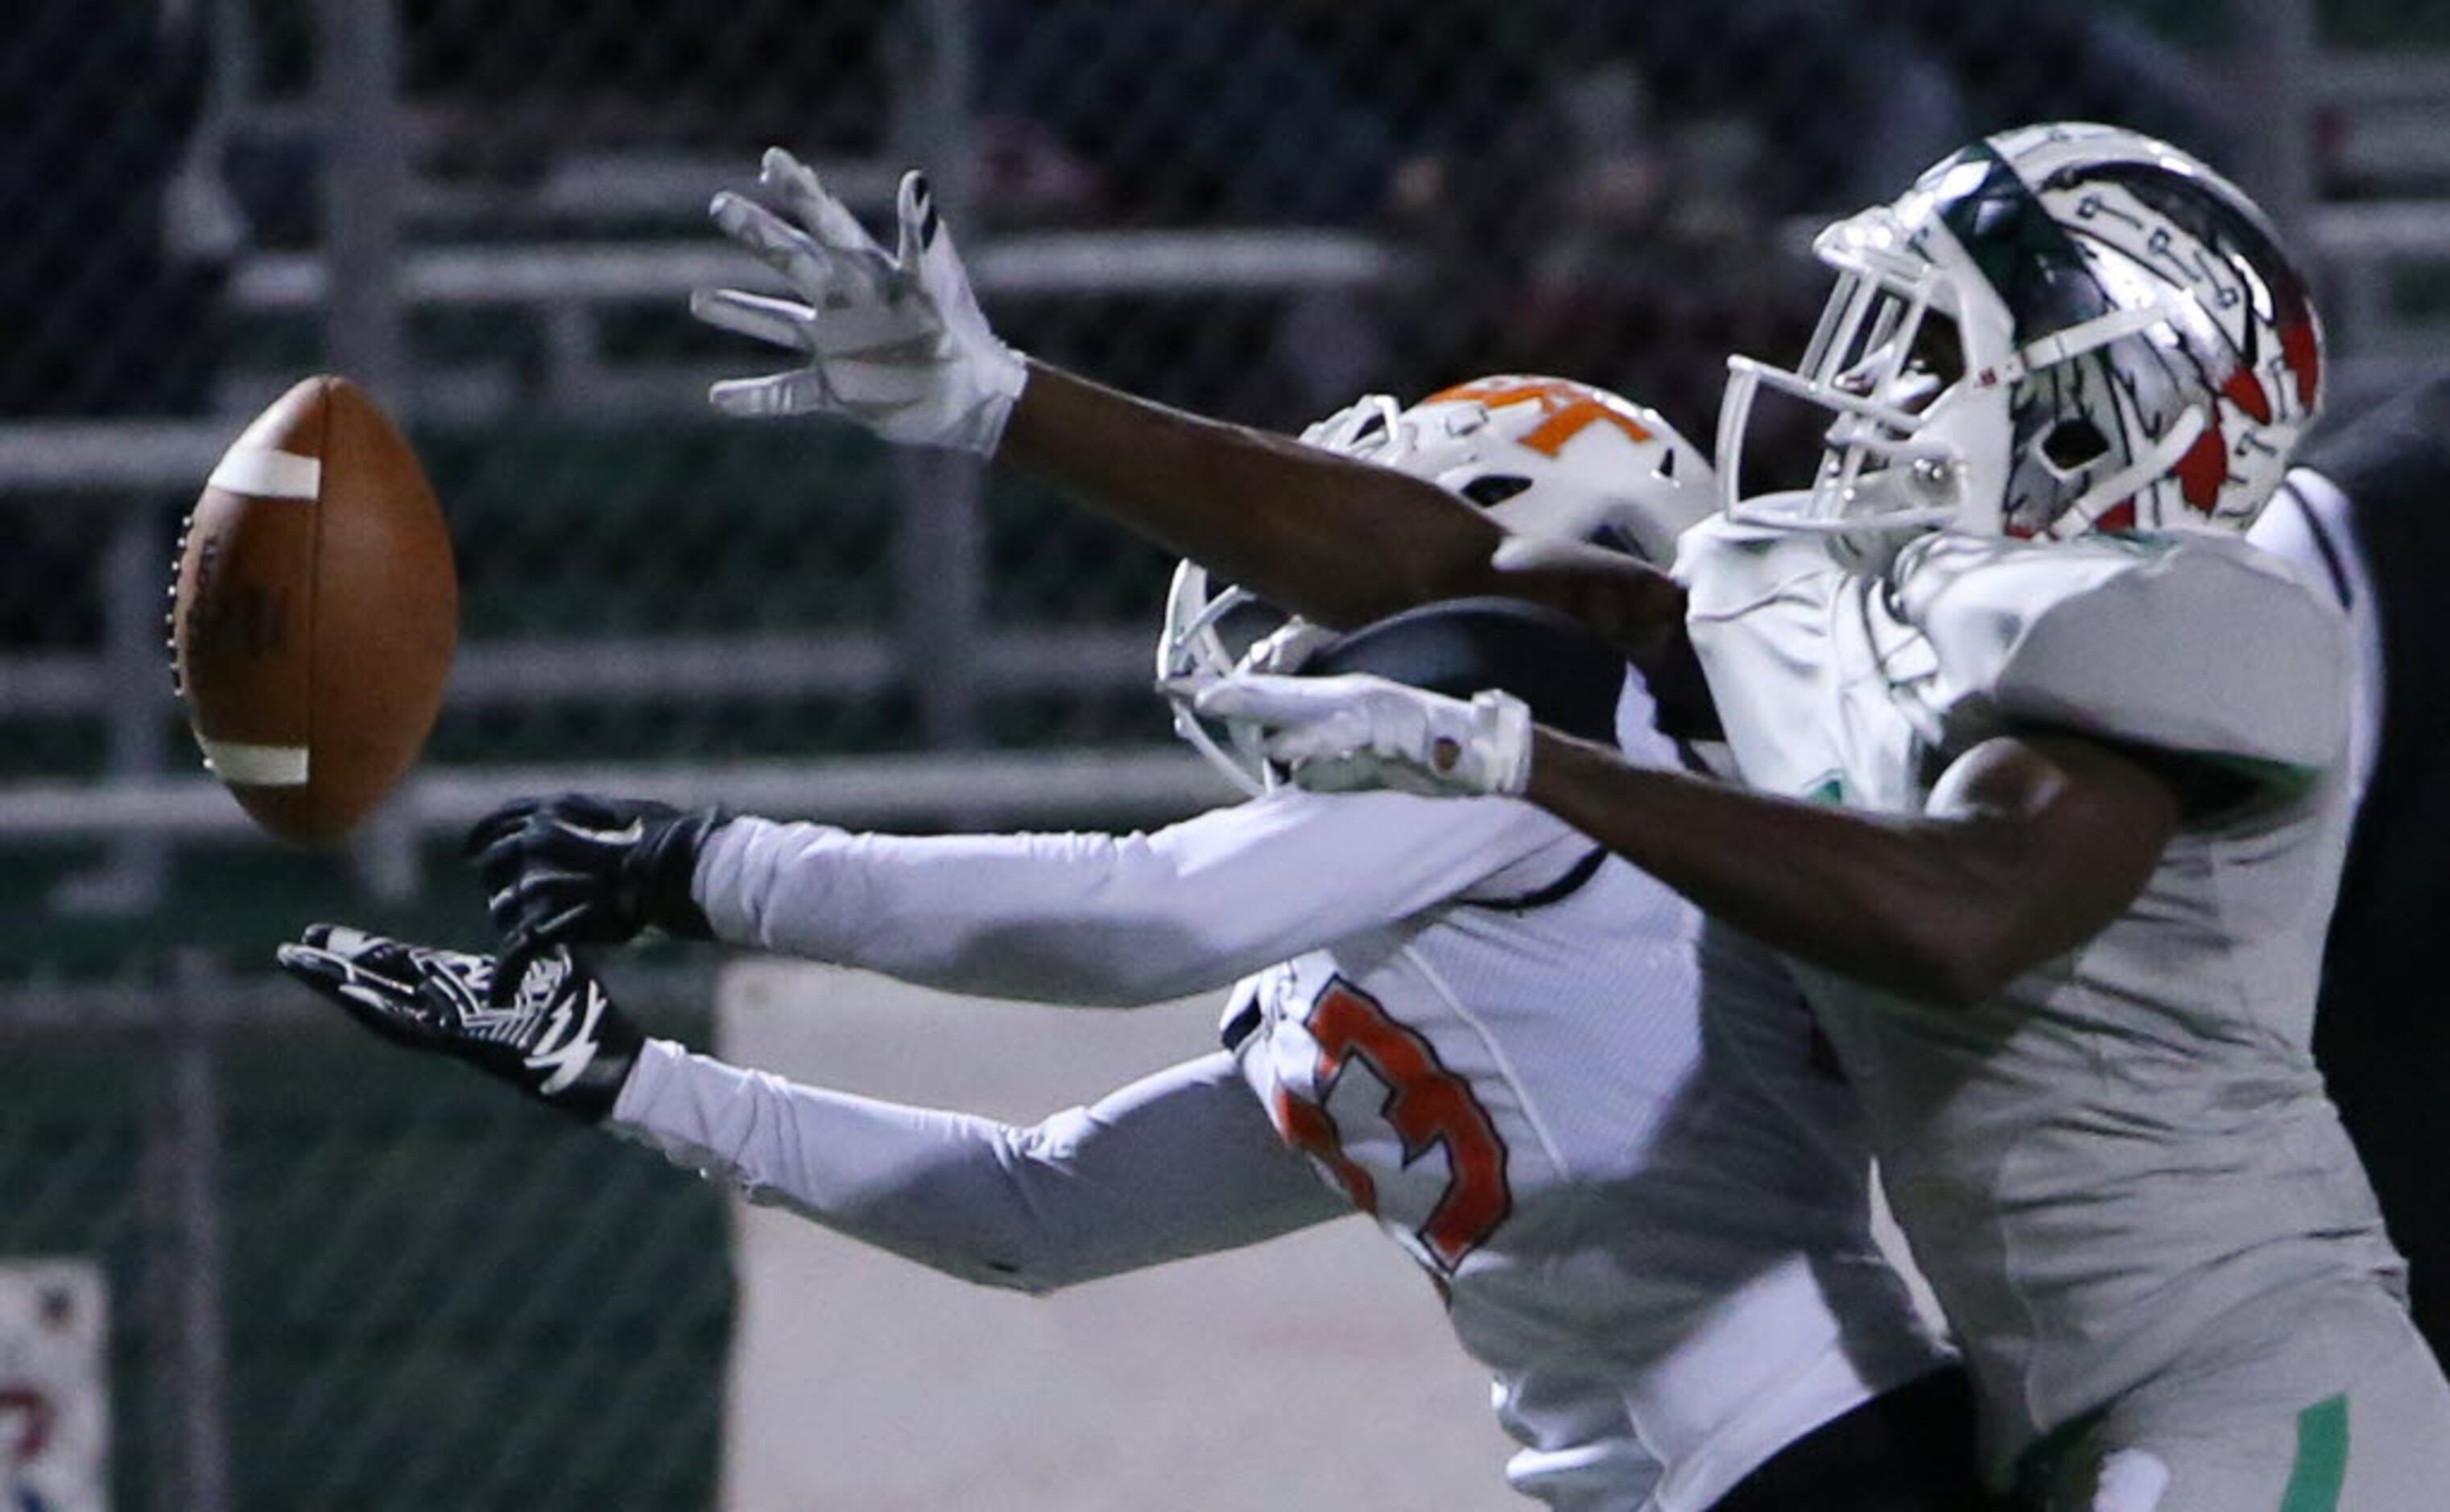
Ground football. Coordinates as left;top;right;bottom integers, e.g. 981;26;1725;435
169;375;458;847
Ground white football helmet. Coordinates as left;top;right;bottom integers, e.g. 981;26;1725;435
1718;122;2324;544
1159;374;1713;794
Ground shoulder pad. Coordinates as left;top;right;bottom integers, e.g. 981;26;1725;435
1897;532;2349;775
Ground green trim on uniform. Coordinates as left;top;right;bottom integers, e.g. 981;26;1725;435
2279;1394;2349;1512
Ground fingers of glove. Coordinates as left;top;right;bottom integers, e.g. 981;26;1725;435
690;287;817;353
1289;750;1460;799
463;797;547;861
710;191;842;296
1289;751;1399;794
479;868;544;935
894;171;940;269
469;822;585;897
486;865;613;942
752;151;899;307
469;827;539;899
487;932;547;1006
899;171;986;312
709;370;835;419
276;926;437;1043
1190;671;1335;728
762;148;890;266
291;921;413;974
1255;708;1382;770
494;870;614;943
1195;672;1399;731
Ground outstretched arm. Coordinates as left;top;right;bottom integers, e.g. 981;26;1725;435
470;787;1576;1006
1522;729;2178;1005
273;927;1345;1293
692;149;1687;662
612;1044;1345;1293
1199;674;2179;1006
1002;365;1688;655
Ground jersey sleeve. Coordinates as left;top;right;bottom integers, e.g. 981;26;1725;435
608;1043;1346;1294
1899;531;2352;779
693;789;1580;1006
2249;473;2383;809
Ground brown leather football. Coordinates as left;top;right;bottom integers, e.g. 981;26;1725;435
170;375;457;846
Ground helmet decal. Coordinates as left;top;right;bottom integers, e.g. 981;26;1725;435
1423;375;1659;459
1926;143;2114;346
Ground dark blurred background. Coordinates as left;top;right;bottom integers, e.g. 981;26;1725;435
1;2;2444;1505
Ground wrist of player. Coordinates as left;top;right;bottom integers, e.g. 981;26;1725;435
467;795;730;956
816;329;1027;456
1349;688;1529;797
621;805;728;942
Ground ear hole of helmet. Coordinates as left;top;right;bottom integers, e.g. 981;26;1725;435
1460;474;1534;507
2039;419;2110;476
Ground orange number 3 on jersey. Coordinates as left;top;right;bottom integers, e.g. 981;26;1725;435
1270;976;1513;1273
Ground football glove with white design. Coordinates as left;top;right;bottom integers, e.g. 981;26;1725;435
275;924;641;1121
465;794;728;969
1193;672;1535;798
692;147;1027;456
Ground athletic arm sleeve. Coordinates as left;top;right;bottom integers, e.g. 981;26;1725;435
692;789;1572;1004
608;1041;1347;1294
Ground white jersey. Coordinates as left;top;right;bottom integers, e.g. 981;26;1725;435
1679;514;2404;1477
618;690;1948;1511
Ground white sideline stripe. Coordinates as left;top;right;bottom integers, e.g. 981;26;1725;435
196;737;310;786
206;447;320;501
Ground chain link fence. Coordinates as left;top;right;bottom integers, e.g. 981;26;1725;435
2;0;2445;1504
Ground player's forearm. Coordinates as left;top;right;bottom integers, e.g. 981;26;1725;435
1523;732;2149;1006
609;1043;1341;1293
696;795;1552;1005
1000;362;1498;626
1002;364;1688;658
696;819;1252;1004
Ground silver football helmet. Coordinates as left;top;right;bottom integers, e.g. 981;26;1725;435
1159;375;1713;795
1718;122;2324;544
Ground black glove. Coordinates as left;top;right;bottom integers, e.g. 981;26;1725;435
275;923;642;1121
465;793;730;960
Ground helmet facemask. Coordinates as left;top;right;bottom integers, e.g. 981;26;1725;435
1722;209;2008;541
1156;562;1331;796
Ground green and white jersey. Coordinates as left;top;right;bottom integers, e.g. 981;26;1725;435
1677;514;2403;1478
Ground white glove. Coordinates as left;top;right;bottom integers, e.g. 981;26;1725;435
1194;673;1534;798
692;148;1027;456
